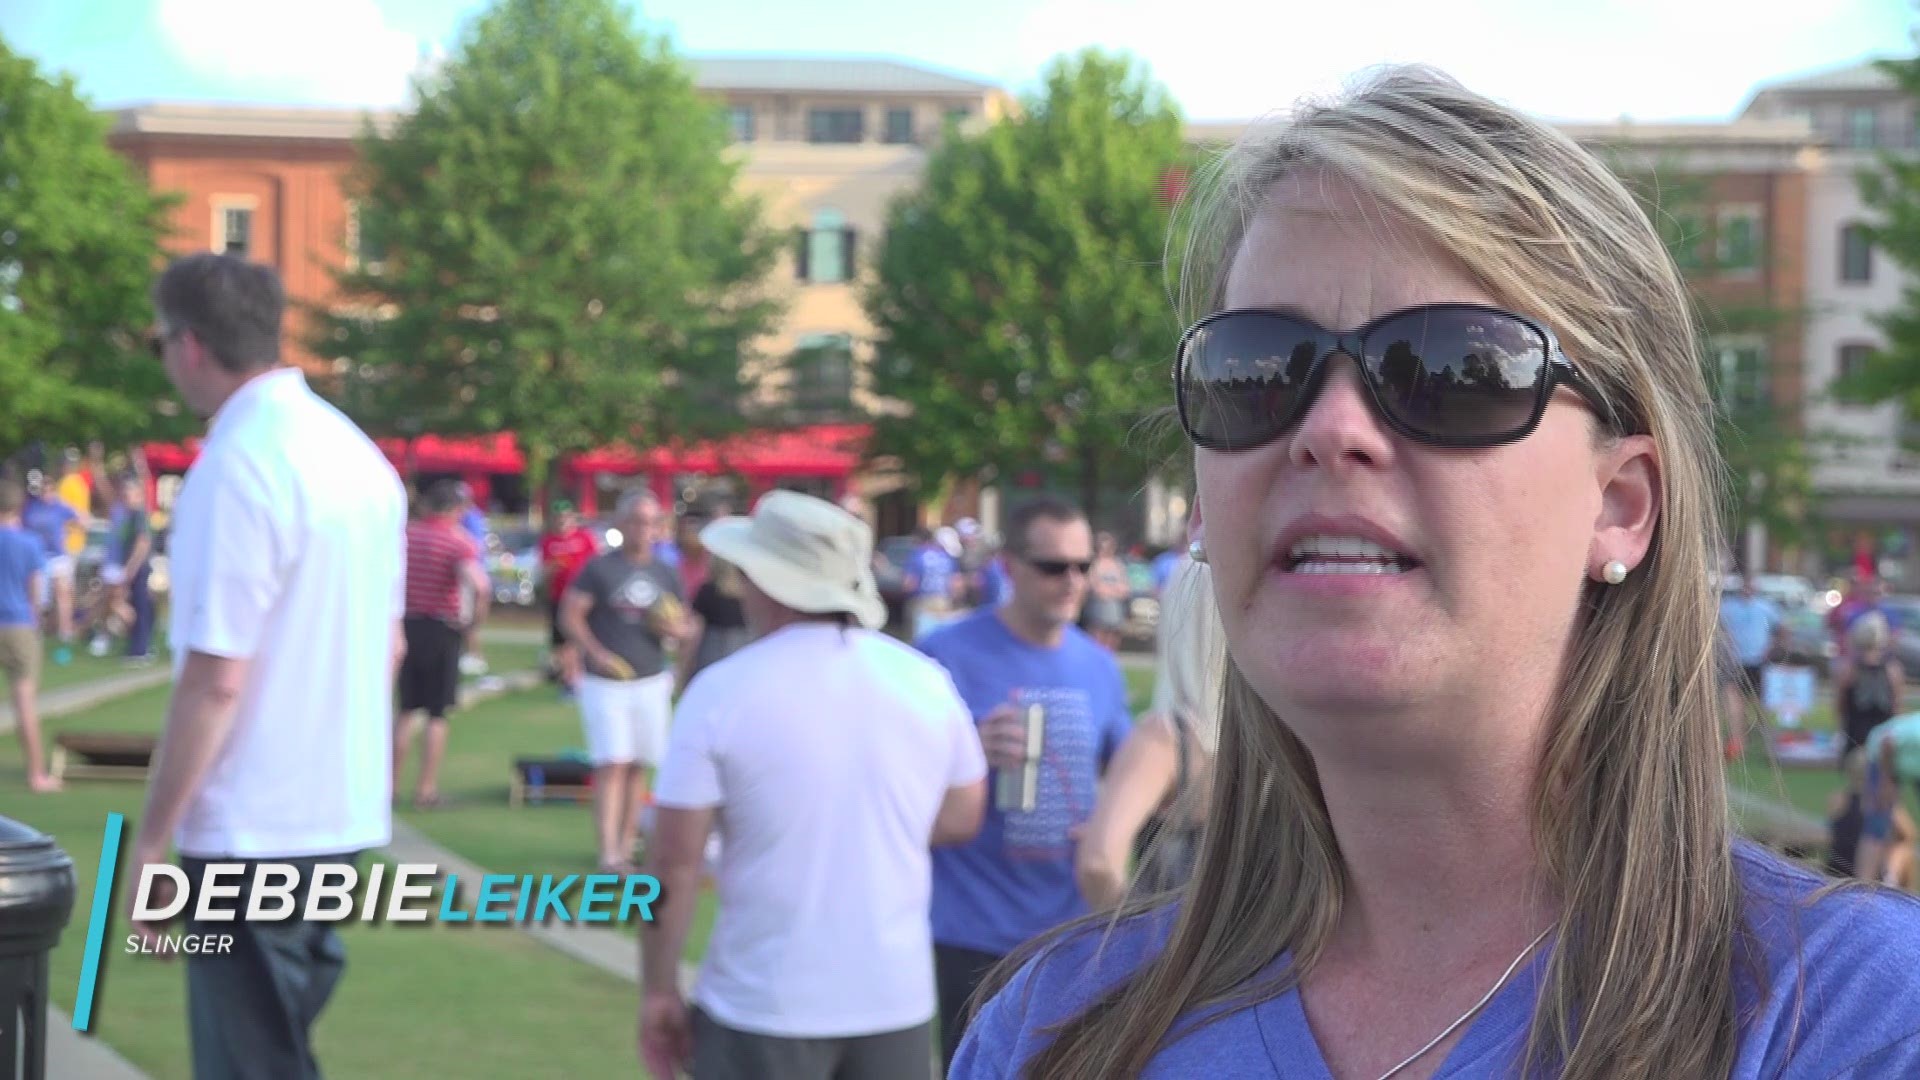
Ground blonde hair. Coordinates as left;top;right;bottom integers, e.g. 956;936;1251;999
1852;610;1890;653
1148;558;1225;756
1004;65;1744;1080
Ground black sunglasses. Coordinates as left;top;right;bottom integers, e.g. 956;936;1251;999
1174;303;1620;452
1025;558;1093;578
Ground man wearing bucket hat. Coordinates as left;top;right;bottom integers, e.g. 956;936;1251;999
640;491;988;1080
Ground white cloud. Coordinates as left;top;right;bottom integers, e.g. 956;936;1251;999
156;0;426;106
1008;0;1902;122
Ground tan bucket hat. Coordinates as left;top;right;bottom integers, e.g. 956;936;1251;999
698;491;887;630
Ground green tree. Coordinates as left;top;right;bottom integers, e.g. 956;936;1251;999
1840;56;1920;419
316;0;781;492
0;37;182;458
864;49;1190;521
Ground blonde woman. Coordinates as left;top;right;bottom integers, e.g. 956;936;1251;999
1075;556;1223;909
1836;610;1904;757
953;67;1920;1079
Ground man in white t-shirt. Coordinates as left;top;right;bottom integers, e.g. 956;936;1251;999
639;491;988;1080
128;254;407;1079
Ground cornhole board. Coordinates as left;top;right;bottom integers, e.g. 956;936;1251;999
510;757;594;807
52;733;157;782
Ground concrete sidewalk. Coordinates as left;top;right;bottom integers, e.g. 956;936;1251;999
0;667;171;734
49;1006;149;1080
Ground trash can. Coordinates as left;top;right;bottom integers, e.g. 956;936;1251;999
0;816;77;1080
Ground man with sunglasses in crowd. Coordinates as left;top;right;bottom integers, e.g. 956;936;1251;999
915;496;1134;1069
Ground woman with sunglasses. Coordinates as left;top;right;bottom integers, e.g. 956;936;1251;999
950;66;1920;1080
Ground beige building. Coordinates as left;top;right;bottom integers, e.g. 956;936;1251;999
695;59;1013;529
1742;59;1920;583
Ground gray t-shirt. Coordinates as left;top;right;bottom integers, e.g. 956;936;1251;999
570;552;683;678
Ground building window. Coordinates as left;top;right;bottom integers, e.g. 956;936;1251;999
1849;106;1879;149
808;108;864;144
1841;223;1873;283
1716;209;1760;274
1713;340;1767;410
796;208;856;284
728;105;755;143
1838;343;1876;383
790;332;856;414
346;202;389;273
1666;210;1706;271
884;107;915;144
212;201;254;258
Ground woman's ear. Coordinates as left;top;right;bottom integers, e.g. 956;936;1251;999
1590;434;1659;581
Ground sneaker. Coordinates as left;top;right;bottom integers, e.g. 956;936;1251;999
88;636;109;658
459;654;488;677
52;646;72;666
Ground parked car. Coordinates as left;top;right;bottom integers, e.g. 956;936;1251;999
1777;607;1836;676
486;526;541;607
1884;595;1920;674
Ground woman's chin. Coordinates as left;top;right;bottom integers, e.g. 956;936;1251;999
1239;638;1429;712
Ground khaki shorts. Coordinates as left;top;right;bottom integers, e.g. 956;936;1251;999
0;626;42;684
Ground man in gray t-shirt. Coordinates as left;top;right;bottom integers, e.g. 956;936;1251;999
569;552;683;679
559;490;692;872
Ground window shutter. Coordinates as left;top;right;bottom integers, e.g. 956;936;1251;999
795;228;810;282
842;227;858;279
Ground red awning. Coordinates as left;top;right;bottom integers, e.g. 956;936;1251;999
565;423;868;479
142;424;868;480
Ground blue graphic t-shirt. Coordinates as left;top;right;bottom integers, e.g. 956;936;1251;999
0;526;47;628
954;842;1920;1078
917;609;1133;956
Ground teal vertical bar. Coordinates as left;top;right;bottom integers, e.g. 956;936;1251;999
72;812;125;1032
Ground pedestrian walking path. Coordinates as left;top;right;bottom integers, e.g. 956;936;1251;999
0;667;170;734
49;1005;150;1080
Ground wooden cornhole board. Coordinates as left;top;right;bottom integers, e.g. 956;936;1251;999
53;733;157;782
510;757;594;807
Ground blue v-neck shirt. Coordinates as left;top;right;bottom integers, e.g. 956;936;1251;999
953;843;1920;1078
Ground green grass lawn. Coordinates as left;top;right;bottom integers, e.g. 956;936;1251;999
33;648;170;695
0;691;651;1078
394;685;720;956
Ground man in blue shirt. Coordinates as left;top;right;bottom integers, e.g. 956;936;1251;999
0;479;60;792
917;496;1133;1069
905;529;959;638
1720;574;1782;756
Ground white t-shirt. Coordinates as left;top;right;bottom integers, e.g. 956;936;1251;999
167;368;407;859
655;622;987;1039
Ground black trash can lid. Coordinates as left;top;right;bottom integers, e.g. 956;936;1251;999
0;816;77;951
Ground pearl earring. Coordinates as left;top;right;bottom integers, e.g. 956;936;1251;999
1602;560;1628;585
1188;540;1208;564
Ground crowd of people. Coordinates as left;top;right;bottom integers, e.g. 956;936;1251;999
26;57;1920;1080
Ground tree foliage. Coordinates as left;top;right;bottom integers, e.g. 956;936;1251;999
0;36;183;457
864;49;1190;520
315;0;781;487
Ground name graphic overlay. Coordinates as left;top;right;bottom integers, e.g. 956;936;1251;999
127;862;664;956
73;814;664;1031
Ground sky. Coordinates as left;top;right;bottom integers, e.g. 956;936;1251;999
2;0;1912;123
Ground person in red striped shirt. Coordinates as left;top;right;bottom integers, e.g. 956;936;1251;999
394;480;491;807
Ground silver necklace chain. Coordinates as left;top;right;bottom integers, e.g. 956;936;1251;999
1371;924;1556;1080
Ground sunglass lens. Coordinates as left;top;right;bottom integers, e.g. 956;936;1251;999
1363;310;1547;440
1179;314;1321;450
